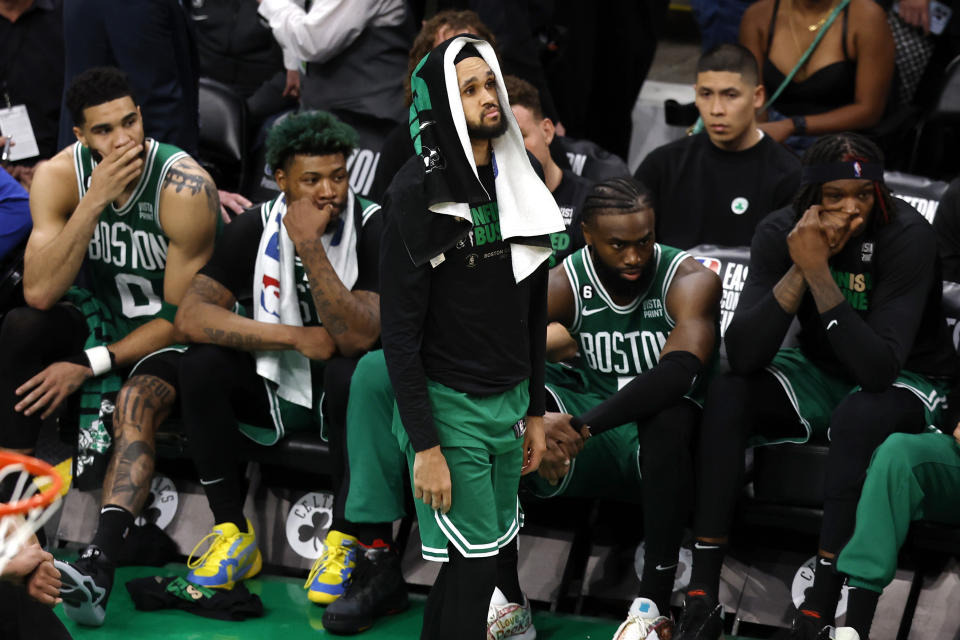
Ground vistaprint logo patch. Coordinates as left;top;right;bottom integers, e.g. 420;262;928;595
642;298;663;319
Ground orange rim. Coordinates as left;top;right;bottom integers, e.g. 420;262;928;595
0;452;63;517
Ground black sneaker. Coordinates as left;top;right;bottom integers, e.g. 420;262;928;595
772;608;834;640
55;545;115;627
321;544;409;635
675;590;724;640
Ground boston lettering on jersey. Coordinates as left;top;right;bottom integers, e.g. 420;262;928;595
88;221;168;271
580;329;669;374
74;139;188;327
563;243;691;397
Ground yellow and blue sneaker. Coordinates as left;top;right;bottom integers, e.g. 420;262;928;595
305;529;358;605
186;519;262;589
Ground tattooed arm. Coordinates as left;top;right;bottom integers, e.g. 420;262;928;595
283;198;380;357
100;156;219;367
175;274;337;359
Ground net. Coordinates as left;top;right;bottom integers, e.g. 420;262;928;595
0;452;63;576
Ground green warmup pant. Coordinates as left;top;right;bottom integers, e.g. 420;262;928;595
526;364;642;499
761;348;949;445
343;350;408;524
837;432;960;592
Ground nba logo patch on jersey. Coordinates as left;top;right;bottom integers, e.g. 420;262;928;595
138;202;154;220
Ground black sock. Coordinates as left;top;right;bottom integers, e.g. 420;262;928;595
639;557;677;615
688;539;727;602
199;473;247;532
496;538;524;604
438;550;497;640
802;555;844;621
91;505;135;559
844;586;879;638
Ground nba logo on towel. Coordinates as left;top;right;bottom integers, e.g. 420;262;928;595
853;161;862;177
260;274;281;317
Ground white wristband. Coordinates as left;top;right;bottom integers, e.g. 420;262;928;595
85;346;113;376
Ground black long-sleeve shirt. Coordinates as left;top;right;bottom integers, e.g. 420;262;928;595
725;202;956;389
380;163;548;452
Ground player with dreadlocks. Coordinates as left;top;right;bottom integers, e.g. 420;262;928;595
674;132;957;640
531;175;721;639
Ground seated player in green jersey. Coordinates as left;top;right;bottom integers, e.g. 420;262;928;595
328;177;722;640
538;176;721;640
172;111;383;605
675;133;957;640
0;67;219;627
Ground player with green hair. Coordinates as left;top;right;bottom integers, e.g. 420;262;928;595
172;110;384;604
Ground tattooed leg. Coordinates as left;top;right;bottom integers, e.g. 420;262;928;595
102;375;175;514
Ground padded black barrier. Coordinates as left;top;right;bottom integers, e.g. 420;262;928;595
243;109;393;203
885;170;951;224
155;425;331;477
554;135;630;182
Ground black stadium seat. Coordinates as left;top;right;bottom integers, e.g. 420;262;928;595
197;77;247;193
909;54;960;178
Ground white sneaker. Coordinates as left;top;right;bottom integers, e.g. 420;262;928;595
821;627;861;640
487;587;536;640
612;597;674;640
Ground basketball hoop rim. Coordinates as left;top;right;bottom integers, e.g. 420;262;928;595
0;451;63;517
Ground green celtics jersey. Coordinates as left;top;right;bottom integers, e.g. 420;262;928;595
73;139;189;336
562;243;693;399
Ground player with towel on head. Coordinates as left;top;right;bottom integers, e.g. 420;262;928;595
373;35;563;640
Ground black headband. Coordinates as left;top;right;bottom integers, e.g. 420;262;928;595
801;161;884;185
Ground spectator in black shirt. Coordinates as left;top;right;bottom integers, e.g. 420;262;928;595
371;36;562;640
173;111;383;600
0;0;63;188
676;133;956;640
187;0;296;132
635;44;801;250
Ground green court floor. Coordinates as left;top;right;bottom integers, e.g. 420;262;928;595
54;564;626;639
54;564;763;639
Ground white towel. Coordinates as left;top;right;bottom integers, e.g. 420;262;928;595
253;195;313;408
251;194;365;408
432;37;565;283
